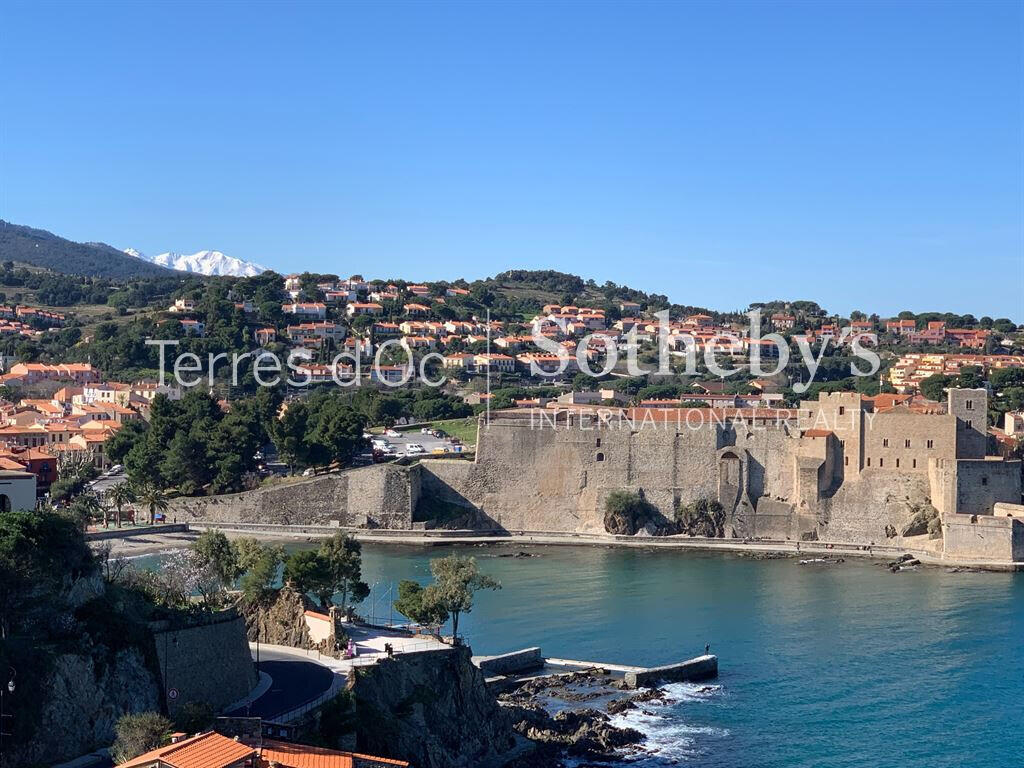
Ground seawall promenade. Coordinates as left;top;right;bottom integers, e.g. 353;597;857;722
181;521;1024;571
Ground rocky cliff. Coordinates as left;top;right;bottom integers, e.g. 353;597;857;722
348;646;517;768
242;587;318;649
6;581;259;766
20;649;161;765
2;574;163;767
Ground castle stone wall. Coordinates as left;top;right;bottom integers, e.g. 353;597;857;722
954;458;1022;517
943;513;1024;562
164;390;1022;563
418;410;1013;551
165;463;416;529
152;613;257;717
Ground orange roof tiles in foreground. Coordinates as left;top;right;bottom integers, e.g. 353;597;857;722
260;739;409;768
115;732;409;768
117;730;254;768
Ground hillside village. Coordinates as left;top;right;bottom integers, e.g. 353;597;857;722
0;261;1018;509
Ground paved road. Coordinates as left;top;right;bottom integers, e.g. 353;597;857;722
89;468;128;495
226;649;335;720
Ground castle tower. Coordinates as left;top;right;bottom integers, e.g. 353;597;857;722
947;387;988;459
800;391;864;477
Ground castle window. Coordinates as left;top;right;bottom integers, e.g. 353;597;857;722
839;406;845;416
844;456;849;466
905;439;911;448
867;457;871;467
883;439;889;447
596;438;601;448
595;452;604;462
913;459;917;469
981;476;988;486
896;458;900;468
965;399;973;411
966;420;972;429
927;440;934;449
879;458;884;467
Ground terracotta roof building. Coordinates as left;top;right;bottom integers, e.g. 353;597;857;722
116;730;408;768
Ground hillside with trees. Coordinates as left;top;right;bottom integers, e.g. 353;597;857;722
0;220;173;278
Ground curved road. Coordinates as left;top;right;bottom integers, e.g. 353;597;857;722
227;649;335;720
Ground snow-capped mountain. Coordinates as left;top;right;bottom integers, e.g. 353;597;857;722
124;248;267;277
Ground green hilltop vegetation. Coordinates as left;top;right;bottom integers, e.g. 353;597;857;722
0;220;173;279
0;222;1017;421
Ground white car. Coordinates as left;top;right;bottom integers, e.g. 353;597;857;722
420;427;433;434
405;444;426;454
386;429;401;437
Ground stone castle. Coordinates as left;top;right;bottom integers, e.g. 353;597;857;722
423;387;1023;563
168;387;1024;565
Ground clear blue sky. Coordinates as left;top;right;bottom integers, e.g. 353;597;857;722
2;1;1021;320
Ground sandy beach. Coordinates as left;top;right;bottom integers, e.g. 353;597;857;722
94;527;325;559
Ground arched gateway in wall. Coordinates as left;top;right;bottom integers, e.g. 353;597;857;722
716;447;746;512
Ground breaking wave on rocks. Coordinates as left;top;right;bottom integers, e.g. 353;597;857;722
569;682;728;766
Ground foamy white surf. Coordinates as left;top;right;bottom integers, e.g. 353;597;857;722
566;682;728;766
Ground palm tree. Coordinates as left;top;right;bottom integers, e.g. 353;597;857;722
136;481;169;525
68;492;103;531
107;482;137;529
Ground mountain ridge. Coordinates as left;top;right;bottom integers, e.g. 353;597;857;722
0;220;172;278
125;247;267;277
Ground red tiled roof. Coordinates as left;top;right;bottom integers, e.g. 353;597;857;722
117;731;254;768
259;739;409;767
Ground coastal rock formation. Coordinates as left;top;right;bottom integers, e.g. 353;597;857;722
900;503;941;538
240;587;347;657
503;703;643;760
498;670;648;762
348;645;517;768
9;649;160;766
13;589;257;763
242;586;317;649
5;567;165;766
605;686;670;715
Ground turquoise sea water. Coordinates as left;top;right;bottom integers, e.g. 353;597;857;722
137;543;1024;765
355;544;1024;767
